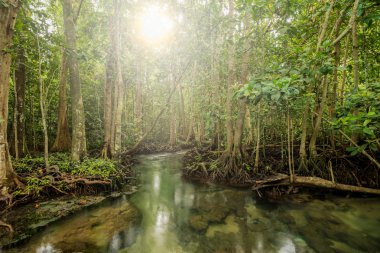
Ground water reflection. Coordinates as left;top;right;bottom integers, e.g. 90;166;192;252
4;152;380;253
36;243;59;253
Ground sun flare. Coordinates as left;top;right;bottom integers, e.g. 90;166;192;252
138;6;174;43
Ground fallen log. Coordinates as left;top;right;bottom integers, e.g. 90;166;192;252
253;174;380;195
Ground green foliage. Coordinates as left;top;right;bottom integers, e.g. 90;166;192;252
24;176;51;196
71;159;117;179
333;83;380;155
13;153;117;179
237;75;300;104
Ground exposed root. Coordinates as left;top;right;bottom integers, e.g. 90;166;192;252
183;146;380;193
0;219;13;234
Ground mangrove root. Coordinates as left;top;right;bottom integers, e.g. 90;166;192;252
0;219;13;233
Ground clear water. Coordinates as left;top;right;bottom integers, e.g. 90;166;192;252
4;152;380;253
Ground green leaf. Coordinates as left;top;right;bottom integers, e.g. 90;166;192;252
369;143;378;152
363;127;374;136
363;119;371;126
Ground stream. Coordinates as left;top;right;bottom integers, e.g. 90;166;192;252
3;152;380;253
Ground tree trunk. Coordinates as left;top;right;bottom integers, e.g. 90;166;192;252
178;84;186;139
62;0;87;161
13;48;26;158
224;0;235;154
112;0;124;154
0;1;21;187
135;63;143;140
101;13;115;158
37;36;49;169
303;0;335;159
52;50;71;152
169;74;177;146
309;76;329;157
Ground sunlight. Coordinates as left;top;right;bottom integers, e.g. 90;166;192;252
138;5;174;43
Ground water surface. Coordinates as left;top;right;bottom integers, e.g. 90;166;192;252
4;152;380;253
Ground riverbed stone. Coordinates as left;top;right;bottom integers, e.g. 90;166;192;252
205;205;230;223
189;214;209;231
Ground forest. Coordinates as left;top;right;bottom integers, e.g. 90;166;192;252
0;0;380;252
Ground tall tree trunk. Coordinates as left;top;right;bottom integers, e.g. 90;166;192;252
101;15;115;158
304;0;335;159
135;63;143;140
37;36;49;169
52;50;71;152
112;0;124;154
169;73;177;146
225;0;235;154
0;1;21;187
233;12;251;156
62;0;87;161
13;48;26;158
178;84;186;139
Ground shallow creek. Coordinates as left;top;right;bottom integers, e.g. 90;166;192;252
3;152;380;253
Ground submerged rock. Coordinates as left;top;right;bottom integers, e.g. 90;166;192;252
189;214;208;231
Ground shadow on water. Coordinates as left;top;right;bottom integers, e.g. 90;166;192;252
4;152;380;253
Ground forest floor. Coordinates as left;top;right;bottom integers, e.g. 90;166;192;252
182;146;380;197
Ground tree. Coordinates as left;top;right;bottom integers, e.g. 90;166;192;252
61;0;87;161
0;0;21;187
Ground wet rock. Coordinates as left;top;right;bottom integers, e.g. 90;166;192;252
247;218;268;232
205;205;229;223
189;214;208;231
206;215;239;237
277;212;296;226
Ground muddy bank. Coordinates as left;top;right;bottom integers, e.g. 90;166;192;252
2;195;140;253
182;147;380;196
0;190;137;249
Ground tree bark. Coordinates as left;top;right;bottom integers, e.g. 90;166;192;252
0;0;21;187
13;47;26;158
37;36;49;169
225;0;235;154
101;13;115;158
52;50;71;152
135;62;143;140
309;76;329;157
169;73;177;146
112;0;124;155
62;0;87;161
306;0;335;158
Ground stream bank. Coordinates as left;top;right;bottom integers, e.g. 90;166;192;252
2;152;380;253
182;147;380;196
